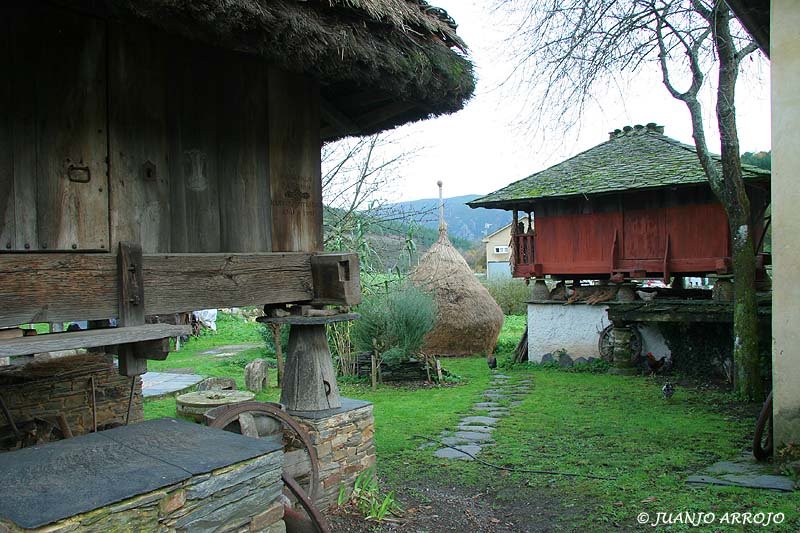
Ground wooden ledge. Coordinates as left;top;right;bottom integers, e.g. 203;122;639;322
0;324;190;357
257;313;360;326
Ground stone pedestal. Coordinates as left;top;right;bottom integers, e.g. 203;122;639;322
712;278;734;302
290;398;376;510
531;279;550;300
616;284;637;302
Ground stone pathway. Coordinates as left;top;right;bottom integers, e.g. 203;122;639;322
141;371;204;398
428;373;533;460
199;344;263;358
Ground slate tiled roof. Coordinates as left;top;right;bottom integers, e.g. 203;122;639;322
469;124;770;209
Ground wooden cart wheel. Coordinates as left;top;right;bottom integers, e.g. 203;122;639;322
204;401;329;533
598;324;643;362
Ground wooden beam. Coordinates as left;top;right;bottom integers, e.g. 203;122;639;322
310;253;361;306
0;324;189;357
0;252;314;328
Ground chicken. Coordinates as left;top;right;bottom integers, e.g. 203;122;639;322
487;355;498;370
646;352;667;375
662;381;675;401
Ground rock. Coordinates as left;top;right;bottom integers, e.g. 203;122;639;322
244;359;269;393
196;377;237;392
558;353;574;367
573;357;588;365
587;357;598;364
540;353;554;363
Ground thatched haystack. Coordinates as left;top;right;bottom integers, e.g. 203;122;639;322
412;203;504;356
61;0;475;141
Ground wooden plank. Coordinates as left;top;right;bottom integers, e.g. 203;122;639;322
268;67;322;252
108;22;172;253
9;7;38;251
169;41;221;252
0;324;189;357
32;7;109;251
217;56;271;252
0;252;314;327
0;14;13;251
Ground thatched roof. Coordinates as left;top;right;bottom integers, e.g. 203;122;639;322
57;0;475;141
412;226;504;357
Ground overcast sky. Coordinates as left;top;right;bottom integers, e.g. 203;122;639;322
370;1;772;203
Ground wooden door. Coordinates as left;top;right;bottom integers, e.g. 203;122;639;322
2;6;109;252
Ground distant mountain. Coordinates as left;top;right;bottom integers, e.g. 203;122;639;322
379;194;511;242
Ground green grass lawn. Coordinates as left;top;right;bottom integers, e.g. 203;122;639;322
144;313;800;531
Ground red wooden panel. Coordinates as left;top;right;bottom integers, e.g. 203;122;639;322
666;204;730;259
622;209;665;259
533;212;621;265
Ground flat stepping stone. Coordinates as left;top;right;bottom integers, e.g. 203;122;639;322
687;454;796;492
483;393;504;400
472;402;500;410
488;410;509;417
461;416;499;425
455;431;493;442
441;436;472;446
434;444;482;460
199;344;262;355
493;374;511;379
510;400;523;406
457;424;494;433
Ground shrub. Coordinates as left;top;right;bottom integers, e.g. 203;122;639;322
352;286;436;365
482;277;530;315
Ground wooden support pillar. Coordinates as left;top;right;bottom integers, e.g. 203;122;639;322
117;242;147;376
259;314;358;412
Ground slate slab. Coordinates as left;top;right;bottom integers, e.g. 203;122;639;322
455;431;494;442
686;454;796;492
434;445;482;460
457;424;495;433
472;402;500;410
0;419;280;529
461;416;499;425
488;410;510;417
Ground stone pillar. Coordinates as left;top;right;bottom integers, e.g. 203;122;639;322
610;323;638;375
712;278;734;302
772;1;800;451
291;399;376;510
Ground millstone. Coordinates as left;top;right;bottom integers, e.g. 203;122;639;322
176;390;255;422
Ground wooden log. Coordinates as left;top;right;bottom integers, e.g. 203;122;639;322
310;253;361;306
0;252;314;328
281;324;341;411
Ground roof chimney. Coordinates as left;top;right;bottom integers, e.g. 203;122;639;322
609;123;664;140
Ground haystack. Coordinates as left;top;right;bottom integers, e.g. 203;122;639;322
411;183;504;356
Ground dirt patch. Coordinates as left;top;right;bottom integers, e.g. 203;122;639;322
325;475;581;532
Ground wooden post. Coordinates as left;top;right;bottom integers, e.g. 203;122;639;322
280;323;342;411
371;338;379;392
270;323;284;386
117;242;147;376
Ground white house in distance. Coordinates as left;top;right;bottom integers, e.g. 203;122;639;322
483;222;513;279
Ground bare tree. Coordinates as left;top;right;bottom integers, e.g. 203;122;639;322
498;0;764;399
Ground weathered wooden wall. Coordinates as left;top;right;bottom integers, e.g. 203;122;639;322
2;6;109;252
1;7;323;256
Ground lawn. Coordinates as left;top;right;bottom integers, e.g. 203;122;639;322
144;312;800;531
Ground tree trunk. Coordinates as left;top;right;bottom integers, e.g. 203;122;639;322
713;7;763;402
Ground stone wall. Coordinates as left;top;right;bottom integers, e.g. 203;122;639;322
292;399;376;510
1;451;285;533
0;354;142;450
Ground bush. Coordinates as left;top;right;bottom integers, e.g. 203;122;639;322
483;278;530;315
352;286;436;365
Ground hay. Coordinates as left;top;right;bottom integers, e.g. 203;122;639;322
411;226;504;357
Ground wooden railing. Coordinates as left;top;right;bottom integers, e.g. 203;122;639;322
512;233;535;277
